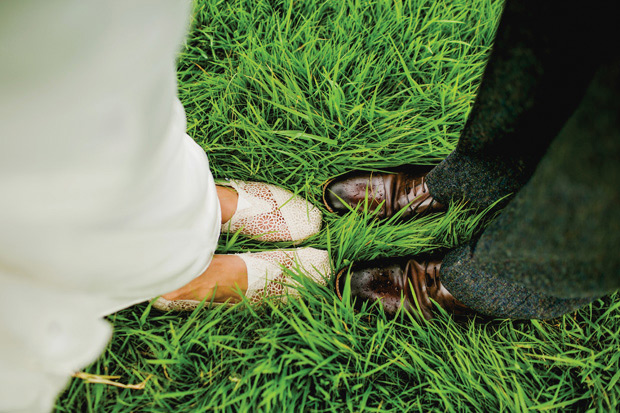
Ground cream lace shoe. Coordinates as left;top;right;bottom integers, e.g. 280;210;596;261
238;247;330;303
151;247;331;311
220;180;322;244
151;295;223;312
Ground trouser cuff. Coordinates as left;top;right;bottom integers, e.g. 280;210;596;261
425;150;532;210
439;244;593;319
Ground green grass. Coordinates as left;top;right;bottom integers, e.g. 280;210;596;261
55;0;620;411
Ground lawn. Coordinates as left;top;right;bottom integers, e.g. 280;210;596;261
56;0;620;411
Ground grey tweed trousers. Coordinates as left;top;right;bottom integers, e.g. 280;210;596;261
423;0;620;319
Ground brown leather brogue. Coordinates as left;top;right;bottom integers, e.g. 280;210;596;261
323;167;445;219
335;256;473;320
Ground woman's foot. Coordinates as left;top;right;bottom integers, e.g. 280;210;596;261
218;180;322;244
152;247;331;311
240;247;330;303
160;254;247;304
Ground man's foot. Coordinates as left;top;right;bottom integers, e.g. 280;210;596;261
219;180;322;244
335;255;473;320
152;247;331;311
323;167;445;219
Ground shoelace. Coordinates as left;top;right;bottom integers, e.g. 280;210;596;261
423;259;439;289
403;175;438;215
406;258;474;318
401;258;437;320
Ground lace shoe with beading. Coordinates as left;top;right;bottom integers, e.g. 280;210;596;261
151;247;331;311
221;180;322;244
239;247;330;303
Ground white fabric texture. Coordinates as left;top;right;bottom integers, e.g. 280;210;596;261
0;1;221;412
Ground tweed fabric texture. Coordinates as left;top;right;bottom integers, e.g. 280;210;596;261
424;1;618;318
425;0;610;210
440;245;594;319
470;60;620;300
439;59;620;317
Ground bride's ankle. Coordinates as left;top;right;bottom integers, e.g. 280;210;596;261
216;185;239;224
161;254;247;302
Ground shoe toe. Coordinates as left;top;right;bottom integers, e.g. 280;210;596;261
337;261;408;315
323;174;382;215
240;247;331;302
294;247;331;285
323;180;350;213
271;185;322;243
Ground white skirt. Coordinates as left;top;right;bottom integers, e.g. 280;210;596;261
0;1;220;411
